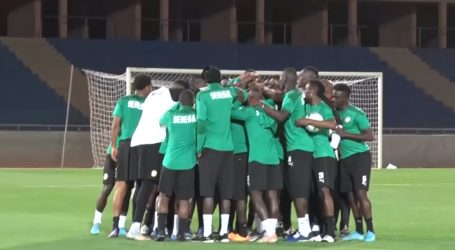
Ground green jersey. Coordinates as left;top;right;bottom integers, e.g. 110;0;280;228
158;104;180;155
231;106;279;165
338;105;371;159
264;99;284;160
196;83;237;151
160;105;197;170
112;95;145;141
281;89;314;152
305;101;336;159
230;86;249;154
231;121;248;154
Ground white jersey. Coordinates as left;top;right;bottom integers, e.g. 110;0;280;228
130;87;176;147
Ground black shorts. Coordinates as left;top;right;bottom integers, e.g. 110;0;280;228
248;161;283;191
232;153;248;201
312;157;338;191
115;139;138;182
285;150;313;199
103;153;116;185
340;151;372;193
198;148;234;199
158;167;195;200
137;143;163;183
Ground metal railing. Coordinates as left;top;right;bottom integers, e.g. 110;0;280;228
141;18;201;41
0;124;90;131
383;128;455;135
328;24;368;46
417;26;455;48
1;124;453;134
42;15;112;38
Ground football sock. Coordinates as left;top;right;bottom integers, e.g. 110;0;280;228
355;217;364;234
113;216;119;230
365;218;374;233
203;214;213;237
172;214;179;236
93;210;102;224
297;214;311;237
119;215;127;228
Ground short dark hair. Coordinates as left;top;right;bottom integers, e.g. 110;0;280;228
203;66;221;83
302;66;319;78
179;89;195;106
333;83;351;97
173;79;190;89
133;74;151;90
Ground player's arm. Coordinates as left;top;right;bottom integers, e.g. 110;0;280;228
231;107;252;121
110;100;123;162
110;117;121;162
295;118;336;129
251;97;289;122
335;112;373;141
335;127;373;142
196;94;208;134
296;103;336;129
262;86;284;103
159;110;172;128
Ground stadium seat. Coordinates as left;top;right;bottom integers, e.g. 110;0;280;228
46;39;455;128
0;42;88;125
412;48;455;83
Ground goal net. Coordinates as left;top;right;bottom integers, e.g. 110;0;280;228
85;68;383;168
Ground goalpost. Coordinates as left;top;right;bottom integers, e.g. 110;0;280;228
85;67;383;169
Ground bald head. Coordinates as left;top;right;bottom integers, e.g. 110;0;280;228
321;79;334;99
298;66;319;87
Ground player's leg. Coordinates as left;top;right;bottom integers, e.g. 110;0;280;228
168;196;179;240
154;167;176;241
140;191;156;236
280;181;293;236
246;199;255;229
286;151;313;242
117;182;132;236
353;152;375;242
91;154;115;235
339;192;351;237
315;157;337;243
217;152;235;242
193;149;221;242
228;201;236;233
229;152;249;241
248;162;277;244
129;144;162;238
155;193;170;241
174;168;195;241
340;153;365;241
262;164;283;243
193;165;204;237
109;140;132;237
308;160;326;241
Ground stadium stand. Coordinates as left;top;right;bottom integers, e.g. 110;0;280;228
0;41;88;125
412;48;455;83
2;38;455;128
47;39;455;128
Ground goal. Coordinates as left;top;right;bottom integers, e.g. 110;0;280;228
85;67;383;169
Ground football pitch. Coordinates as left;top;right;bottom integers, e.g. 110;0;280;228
0;168;454;250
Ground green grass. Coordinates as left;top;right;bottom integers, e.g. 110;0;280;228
1;168;455;250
